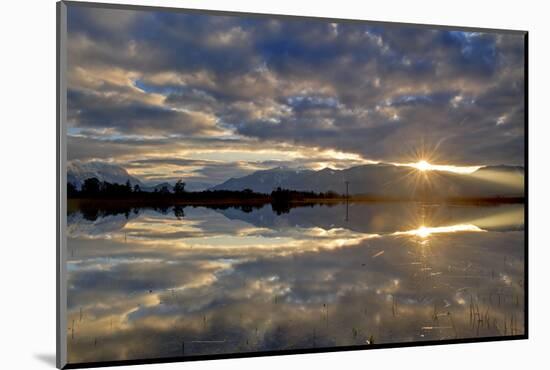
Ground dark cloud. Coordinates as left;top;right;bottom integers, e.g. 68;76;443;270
67;89;219;136
66;4;525;172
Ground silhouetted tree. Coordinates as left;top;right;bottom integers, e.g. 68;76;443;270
154;205;169;214
174;179;186;195
125;180;132;193
81;177;101;196
271;201;291;215
159;185;170;195
101;181;130;197
133;184;141;193
173;205;185;219
67;182;78;198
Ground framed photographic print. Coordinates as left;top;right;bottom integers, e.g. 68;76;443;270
57;1;528;368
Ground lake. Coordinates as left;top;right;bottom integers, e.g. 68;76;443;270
66;201;525;363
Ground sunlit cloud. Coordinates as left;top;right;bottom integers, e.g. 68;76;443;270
401;160;482;174
66;5;525;186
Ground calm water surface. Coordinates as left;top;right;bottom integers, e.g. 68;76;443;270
66;202;525;363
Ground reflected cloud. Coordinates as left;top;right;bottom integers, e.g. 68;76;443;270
66;203;524;364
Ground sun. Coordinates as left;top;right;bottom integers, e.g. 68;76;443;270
415;225;431;238
413;160;432;172
406;159;480;174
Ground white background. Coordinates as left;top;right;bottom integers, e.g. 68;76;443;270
1;0;547;368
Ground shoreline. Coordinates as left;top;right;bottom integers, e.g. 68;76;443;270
68;196;525;211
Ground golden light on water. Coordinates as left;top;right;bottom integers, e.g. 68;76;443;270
394;224;486;239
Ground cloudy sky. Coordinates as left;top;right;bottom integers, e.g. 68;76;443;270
66;4;525;186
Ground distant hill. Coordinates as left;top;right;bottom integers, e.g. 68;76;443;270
68;161;143;190
67;161;216;192
211;164;524;199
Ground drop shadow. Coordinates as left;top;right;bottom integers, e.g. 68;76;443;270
34;353;56;367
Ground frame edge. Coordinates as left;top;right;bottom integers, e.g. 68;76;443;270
57;1;68;368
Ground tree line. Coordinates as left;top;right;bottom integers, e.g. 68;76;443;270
68;178;188;198
67;178;344;202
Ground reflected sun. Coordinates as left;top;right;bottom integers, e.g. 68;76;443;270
394;224;486;239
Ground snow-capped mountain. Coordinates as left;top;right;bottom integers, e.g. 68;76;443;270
67;161;143;189
210;164;525;199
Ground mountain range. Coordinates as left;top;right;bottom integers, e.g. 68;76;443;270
68;161;173;192
68;161;524;199
68;161;144;189
211;164;524;199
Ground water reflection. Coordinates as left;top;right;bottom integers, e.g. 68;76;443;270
395;224;485;238
66;202;525;364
